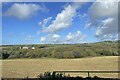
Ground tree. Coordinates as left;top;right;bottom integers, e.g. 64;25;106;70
2;52;10;59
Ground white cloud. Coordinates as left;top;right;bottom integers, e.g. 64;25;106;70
40;31;87;44
52;34;60;38
40;37;46;42
37;17;52;35
66;31;87;43
66;33;74;41
78;13;87;18
84;22;92;29
88;1;117;21
39;17;52;27
95;17;118;40
76;31;87;40
40;34;60;44
42;4;82;33
5;3;48;19
88;1;118;41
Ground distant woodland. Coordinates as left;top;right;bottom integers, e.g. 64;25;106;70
1;40;119;59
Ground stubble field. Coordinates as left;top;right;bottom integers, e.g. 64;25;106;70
2;56;119;78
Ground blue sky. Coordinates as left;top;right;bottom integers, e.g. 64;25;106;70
2;1;118;45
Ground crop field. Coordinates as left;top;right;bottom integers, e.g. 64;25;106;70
2;56;119;78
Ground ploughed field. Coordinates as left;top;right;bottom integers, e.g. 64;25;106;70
2;56;119;78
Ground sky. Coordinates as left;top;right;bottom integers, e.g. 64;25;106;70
2;1;119;45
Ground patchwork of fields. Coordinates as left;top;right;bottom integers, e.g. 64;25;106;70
2;56;119;78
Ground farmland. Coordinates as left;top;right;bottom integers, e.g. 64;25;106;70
2;56;118;78
1;41;119;78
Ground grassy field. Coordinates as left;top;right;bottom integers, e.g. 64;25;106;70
2;56;119;78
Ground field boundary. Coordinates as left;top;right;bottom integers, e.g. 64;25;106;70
53;70;120;78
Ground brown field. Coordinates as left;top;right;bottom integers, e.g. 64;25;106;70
1;56;119;78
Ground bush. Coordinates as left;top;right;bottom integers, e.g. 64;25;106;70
2;52;10;59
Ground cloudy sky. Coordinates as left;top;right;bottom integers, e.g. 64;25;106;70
2;1;119;45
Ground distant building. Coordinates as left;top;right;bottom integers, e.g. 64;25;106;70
31;47;35;50
19;47;22;49
22;47;29;49
19;46;35;50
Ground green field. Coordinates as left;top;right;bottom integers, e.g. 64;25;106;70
2;56;119;78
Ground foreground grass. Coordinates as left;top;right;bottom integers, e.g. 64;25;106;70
2;56;119;78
